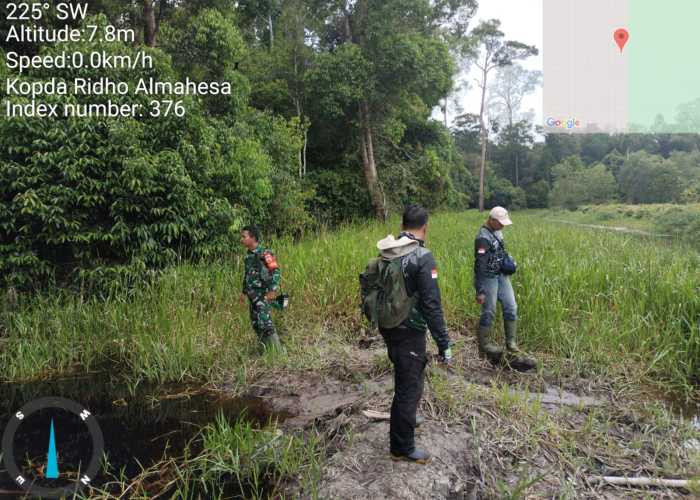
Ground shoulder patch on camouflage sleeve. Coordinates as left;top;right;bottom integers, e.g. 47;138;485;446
262;251;279;270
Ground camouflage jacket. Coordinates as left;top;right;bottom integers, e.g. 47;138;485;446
242;245;281;297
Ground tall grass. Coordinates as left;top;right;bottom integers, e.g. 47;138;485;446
552;203;700;247
173;414;323;499
84;414;323;499
2;211;698;399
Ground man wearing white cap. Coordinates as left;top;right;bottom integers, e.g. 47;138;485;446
473;206;520;361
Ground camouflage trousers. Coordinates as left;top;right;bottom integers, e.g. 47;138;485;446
247;294;277;340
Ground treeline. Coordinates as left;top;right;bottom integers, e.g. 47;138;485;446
1;0;482;289
1;0;698;291
461;125;700;210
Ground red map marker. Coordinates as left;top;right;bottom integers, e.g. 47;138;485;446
614;28;629;52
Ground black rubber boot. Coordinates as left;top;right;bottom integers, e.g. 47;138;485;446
391;448;431;464
504;320;520;352
478;325;504;364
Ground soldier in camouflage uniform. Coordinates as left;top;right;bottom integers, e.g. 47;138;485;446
239;225;283;350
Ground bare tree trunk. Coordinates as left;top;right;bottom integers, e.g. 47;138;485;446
344;3;384;219
268;13;274;49
442;98;448;128
478;67;489;212
515;151;519;186
302;128;308;177
297;149;303;178
294;92;303;178
294;97;308;178
360;100;385;220
291;6;306;177
157;0;167;31
143;0;157;47
344;14;352;40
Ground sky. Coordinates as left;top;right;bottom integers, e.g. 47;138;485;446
439;0;544;128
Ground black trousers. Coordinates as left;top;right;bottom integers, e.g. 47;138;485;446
379;326;427;455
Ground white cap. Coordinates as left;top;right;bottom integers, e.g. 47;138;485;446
489;206;512;226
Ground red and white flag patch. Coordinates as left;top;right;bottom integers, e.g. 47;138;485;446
431;268;438;279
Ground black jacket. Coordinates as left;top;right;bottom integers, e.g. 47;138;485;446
391;231;451;352
474;225;505;295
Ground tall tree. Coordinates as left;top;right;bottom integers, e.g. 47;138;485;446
467;20;537;211
143;0;157;46
488;64;540;187
243;0;313;177
306;0;460;219
488;63;541;128
433;0;478;129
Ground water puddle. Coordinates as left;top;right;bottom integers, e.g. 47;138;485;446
0;374;290;498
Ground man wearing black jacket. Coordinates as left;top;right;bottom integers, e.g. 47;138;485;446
376;204;452;464
474;206;518;358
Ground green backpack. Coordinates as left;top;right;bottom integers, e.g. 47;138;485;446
359;255;417;329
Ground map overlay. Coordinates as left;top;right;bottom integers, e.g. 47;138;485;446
543;0;700;134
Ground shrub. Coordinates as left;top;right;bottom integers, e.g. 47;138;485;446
524;180;550;208
0;16;308;290
550;164;617;209
487;177;527;209
618;152;683;204
306;169;372;225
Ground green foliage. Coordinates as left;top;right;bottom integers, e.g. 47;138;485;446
680;185;700;204
304;44;372;118
562;202;700;252
447;163;476;209
371;31;454;107
307;169;372;225
524;180;550;209
0;47;6;79
383;147;451;211
0;15;309;290
550;163;617;210
619;152;682;204
160;8;250;116
181;414;322;499
4;211;698;400
487;177;527;209
247;113;314;235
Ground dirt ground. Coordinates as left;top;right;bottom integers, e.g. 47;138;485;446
221;338;700;499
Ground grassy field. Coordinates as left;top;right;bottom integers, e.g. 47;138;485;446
550;203;700;247
2;208;699;497
2;209;699;399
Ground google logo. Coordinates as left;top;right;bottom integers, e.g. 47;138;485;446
546;117;581;129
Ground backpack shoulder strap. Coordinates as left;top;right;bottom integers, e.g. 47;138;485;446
482;225;505;248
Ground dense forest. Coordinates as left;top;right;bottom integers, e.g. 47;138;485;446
2;0;699;290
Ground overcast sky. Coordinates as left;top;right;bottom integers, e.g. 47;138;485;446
441;0;544;127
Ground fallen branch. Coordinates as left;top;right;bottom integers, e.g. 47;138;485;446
593;476;692;488
362;409;390;420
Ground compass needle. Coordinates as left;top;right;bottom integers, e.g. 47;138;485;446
47;419;59;479
2;397;104;499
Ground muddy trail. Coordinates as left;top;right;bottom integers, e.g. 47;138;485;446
216;336;699;499
1;336;698;499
